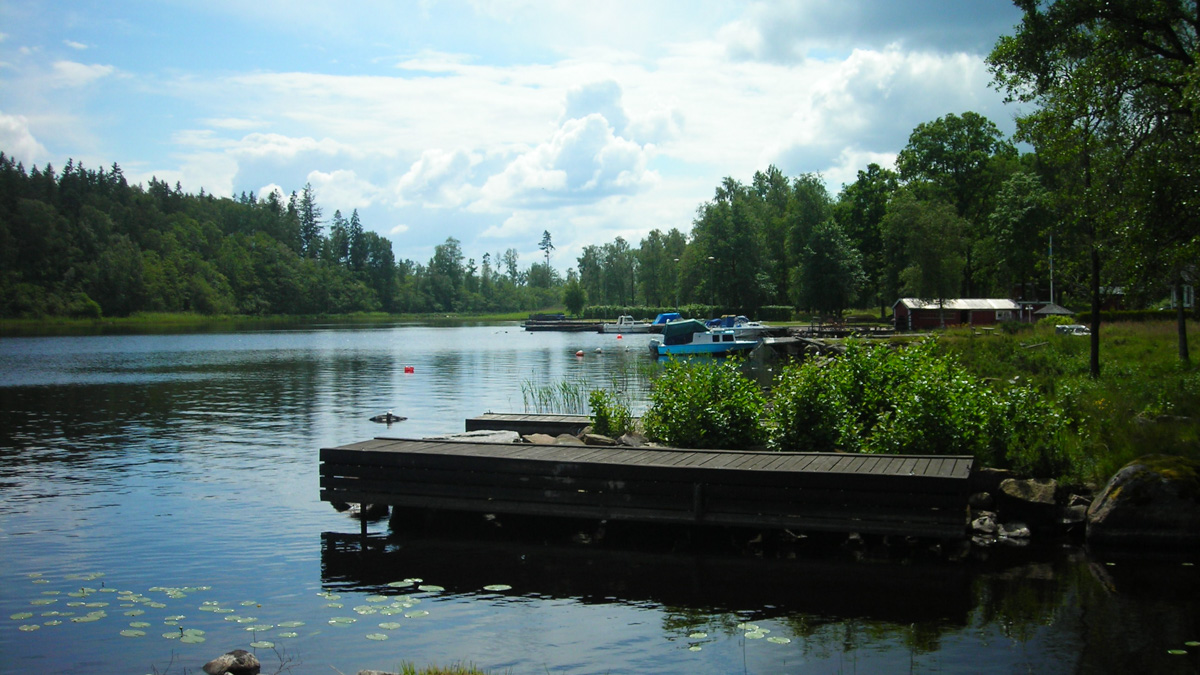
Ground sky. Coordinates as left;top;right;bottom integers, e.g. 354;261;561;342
0;0;1027;272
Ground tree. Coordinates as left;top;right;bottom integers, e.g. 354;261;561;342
835;164;899;316
538;230;554;266
896;112;1018;296
794;219;867;319
883;193;968;327
297;183;323;259
563;274;587;316
987;0;1200;372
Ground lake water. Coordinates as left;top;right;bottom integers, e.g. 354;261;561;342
1;323;1198;674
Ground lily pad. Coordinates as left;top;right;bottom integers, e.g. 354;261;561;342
240;600;258;606
365;633;388;641
482;584;512;592
365;595;389;603
250;640;275;649
120;629;146;637
353;606;378;615
278;632;298;639
688;645;702;652
162;632;181;640
246;625;273;632
688;632;708;639
124;610;145;616
325;603;344;609
31;579;49;585
129;622;152;628
387;581;414;588
10;612;34;620
745;631;766;640
736;622;759;631
43;620;62;626
180;635;206;644
378;622;402;630
30;599;56;606
404;610;429;618
18;624;40;632
277;620;304;628
767;637;792;644
417;585;444;592
1186;641;1200;647
235;617;258;623
328;617;357;625
1168;649;1187;655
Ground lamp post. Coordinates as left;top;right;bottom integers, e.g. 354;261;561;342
707;256;715;311
673;258;680;311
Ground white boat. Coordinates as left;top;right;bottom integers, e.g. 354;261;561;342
648;319;760;356
705;315;771;339
600;315;652;333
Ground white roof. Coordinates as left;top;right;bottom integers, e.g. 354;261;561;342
895;298;1022;311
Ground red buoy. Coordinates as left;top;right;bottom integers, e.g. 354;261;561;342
575;350;584;357
616;334;623;339
404;366;415;374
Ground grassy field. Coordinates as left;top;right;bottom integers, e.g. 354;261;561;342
937;320;1199;485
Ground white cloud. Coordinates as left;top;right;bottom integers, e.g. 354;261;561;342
394;148;481;208
64;40;88;50
256;183;286;203
390;224;410;236
0;111;47;165
478;114;657;210
231;132;354;160
127;152;238;197
49;60;115;88
306;168;381;210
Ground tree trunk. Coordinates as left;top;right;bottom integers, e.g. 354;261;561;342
1089;244;1101;379
1177;280;1191;366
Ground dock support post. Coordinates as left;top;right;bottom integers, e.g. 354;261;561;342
692;483;705;521
360;505;368;537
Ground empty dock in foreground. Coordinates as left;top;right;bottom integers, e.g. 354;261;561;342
320;429;975;539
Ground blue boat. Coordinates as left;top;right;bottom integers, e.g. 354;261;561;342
647;319;760;356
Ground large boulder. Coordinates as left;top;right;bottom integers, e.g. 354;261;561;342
996;477;1059;528
203;650;260;675
1086;455;1200;548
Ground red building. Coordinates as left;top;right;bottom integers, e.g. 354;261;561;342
893;298;1022;330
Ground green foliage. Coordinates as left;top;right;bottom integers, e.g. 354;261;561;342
588;389;633;437
768;340;1072;476
1037;315;1075;327
520;379;588;414
642;358;767;449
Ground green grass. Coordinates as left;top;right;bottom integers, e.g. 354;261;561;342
938;320;1200;484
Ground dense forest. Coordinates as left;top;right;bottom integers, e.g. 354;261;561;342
2;1;1197;368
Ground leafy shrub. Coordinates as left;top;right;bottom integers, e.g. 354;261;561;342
768;339;1072;477
1037;315;1075;327
589;389;633;437
642;358;767;449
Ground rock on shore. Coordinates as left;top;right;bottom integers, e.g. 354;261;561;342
1086;454;1200;548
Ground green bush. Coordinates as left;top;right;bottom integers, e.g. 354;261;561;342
642;358;767;449
767;339;1072;476
589;389;633;437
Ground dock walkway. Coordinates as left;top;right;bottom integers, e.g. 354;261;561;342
320;433;974;539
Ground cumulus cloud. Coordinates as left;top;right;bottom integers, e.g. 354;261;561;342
64;40;88;50
306;168;381;210
49;60;115;87
0;112;47;165
562;80;629;133
256;183;286;203
721;0;1023;63
204;117;260;130
478;113;657;210
394;148;481;208
390;224;410;236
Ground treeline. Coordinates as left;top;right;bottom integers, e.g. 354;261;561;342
0;156;562;318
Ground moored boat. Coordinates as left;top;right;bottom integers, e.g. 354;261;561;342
599;315;652;333
648;319;760;356
705;314;771;339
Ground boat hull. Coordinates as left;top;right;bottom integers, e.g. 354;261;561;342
649;339;759;356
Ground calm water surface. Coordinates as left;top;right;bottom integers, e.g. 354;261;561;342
1;323;1197;674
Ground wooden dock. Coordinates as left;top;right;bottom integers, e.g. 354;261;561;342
320;436;974;539
465;413;593;436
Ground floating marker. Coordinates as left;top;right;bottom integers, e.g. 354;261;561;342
575;350;584;357
404;366;415;374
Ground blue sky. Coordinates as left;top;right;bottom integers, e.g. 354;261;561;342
0;0;1025;272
